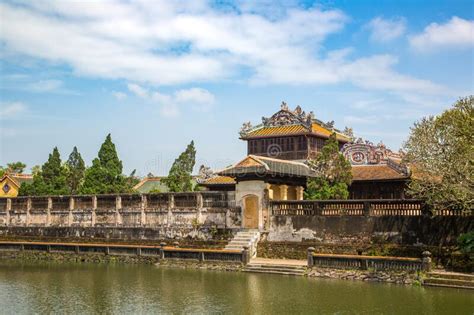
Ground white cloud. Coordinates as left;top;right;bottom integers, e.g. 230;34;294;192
127;83;216;116
410;17;474;51
0;1;451;100
0;101;27;118
112;91;127;100
127;83;149;98
367;17;406;42
28;79;63;92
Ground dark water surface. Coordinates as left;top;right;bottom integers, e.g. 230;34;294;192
0;261;472;314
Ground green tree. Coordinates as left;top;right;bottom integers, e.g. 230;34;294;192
81;134;129;194
6;161;26;174
19;147;68;196
163;141;196;192
403;96;473;211
66;146;85;194
305;133;352;200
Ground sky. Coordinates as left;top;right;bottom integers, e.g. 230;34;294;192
0;0;473;176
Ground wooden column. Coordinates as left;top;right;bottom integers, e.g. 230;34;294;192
280;185;288;201
296;186;304;200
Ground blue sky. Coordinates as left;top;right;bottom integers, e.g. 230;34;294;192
1;0;473;176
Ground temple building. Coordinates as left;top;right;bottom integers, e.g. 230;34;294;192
0;173;33;198
200;102;410;201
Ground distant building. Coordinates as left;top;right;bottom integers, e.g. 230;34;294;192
0;173;33;198
133;176;200;193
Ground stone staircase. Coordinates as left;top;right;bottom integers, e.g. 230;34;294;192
243;258;307;276
423;271;474;290
224;230;260;257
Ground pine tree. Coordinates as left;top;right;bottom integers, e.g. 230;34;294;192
305;133;352;200
6;161;26;174
66;146;85;194
81;134;128;194
163;141;197;192
19;147;68;196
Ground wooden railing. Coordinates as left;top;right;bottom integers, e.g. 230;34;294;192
0;241;248;263
307;248;432;272
271;199;472;217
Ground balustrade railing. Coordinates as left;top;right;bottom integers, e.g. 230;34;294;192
307;249;430;272
270;199;470;217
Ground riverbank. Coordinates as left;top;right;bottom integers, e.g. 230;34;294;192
0;250;425;286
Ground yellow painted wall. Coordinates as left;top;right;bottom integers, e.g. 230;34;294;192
0;177;20;198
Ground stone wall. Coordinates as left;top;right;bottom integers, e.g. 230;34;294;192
268;215;473;246
0;193;241;240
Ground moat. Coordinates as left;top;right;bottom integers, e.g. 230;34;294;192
0;261;472;314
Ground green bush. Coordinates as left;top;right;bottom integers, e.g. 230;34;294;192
457;231;474;255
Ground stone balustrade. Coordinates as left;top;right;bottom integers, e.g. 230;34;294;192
0;192;239;229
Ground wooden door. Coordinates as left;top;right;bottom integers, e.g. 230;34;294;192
243;195;259;229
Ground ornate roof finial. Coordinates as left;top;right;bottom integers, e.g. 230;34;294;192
281;101;289;111
239;121;253;137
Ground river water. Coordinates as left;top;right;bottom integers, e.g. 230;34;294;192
0;261;472;314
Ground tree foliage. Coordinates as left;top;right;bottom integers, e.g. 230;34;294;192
305;133;352;200
163;141;196;192
19;147;68;196
66;146;85;194
403;96;473;211
0;162;27;177
81;134;130;194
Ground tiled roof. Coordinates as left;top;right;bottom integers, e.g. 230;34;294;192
202;176;236;185
133;177;169;193
0;173;33;188
219;155;311;177
244;125;308;137
243;122;350;142
351;165;409;181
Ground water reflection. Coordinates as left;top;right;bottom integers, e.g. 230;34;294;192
0;261;472;314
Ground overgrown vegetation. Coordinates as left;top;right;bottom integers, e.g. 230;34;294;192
403;96;474;211
305;133;352;200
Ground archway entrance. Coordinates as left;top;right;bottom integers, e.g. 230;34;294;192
243;195;259;229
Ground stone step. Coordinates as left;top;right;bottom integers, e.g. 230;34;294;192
227;241;251;245
424;278;474;288
232;237;254;241
247;264;306;271
423;283;474;290
242;268;304;276
247;262;306;270
427;272;474;282
245;265;306;274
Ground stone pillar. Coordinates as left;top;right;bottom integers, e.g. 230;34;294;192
167;194;174;227
280;185;288;201
91;196;97;227
307;247;315;267
422;251;432;272
159;242;166;260
196;193;203;225
68;197;73;227
115;195;122;226
26;198;32;227
6;198;11;227
46;197;52;227
296;186;304;200
140;195;147;227
169;194;175;209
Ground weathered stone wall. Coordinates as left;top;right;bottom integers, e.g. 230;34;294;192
0;193;241;240
268;215;474;246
